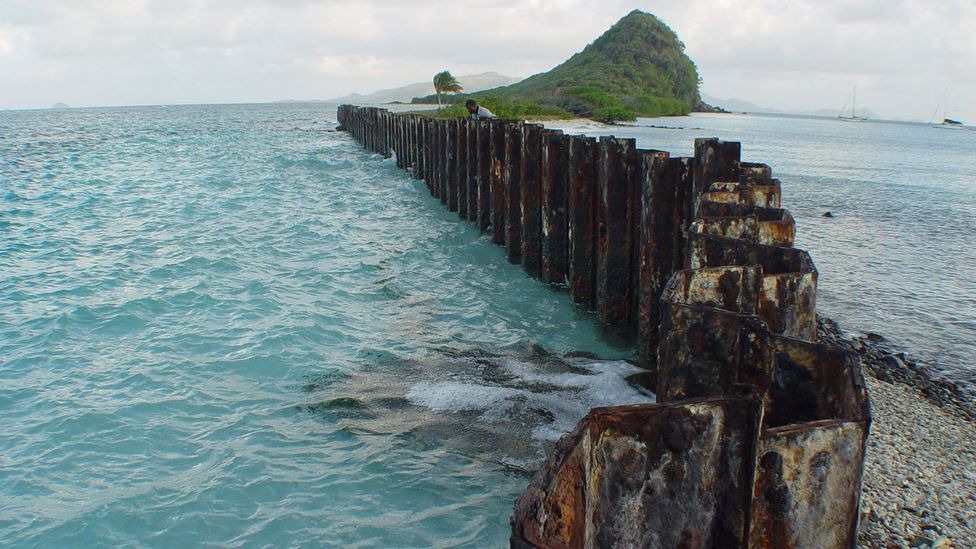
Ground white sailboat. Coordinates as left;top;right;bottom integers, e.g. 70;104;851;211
838;86;867;122
930;87;965;128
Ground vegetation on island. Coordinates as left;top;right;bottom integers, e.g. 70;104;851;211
420;10;705;123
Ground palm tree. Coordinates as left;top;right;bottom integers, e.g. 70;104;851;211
433;71;463;108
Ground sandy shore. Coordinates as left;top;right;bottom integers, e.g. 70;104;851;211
818;319;975;548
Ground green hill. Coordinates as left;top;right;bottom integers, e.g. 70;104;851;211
418;10;704;121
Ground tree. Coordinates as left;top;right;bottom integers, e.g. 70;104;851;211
433;70;463;107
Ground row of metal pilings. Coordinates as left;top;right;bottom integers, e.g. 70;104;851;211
337;104;871;549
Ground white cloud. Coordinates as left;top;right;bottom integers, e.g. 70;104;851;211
0;0;973;122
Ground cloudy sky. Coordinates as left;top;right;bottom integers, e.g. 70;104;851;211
1;0;974;122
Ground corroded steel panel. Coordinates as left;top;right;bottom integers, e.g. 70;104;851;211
432;118;442;198
756;208;794;248
692;138;741;218
745;181;781;209
477;120;492;231
521;124;545;275
686;233;815;277
512;397;759;549
657;303;767;403
457;118;468;218
691;217;759;242
757;270;817;341
692;215;794;248
567;136;598;308
490;120;508;245
446;119;458;210
596;137;637;327
511;420;589;549
505;122;524;262
749;421;868;549
636;149;671;361
702;190;742;204
664;266;761;314
541;131;569;285
739;162;772;184
762;337;869;427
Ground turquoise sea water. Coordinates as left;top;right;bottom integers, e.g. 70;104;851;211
1;103;973;547
1;103;649;548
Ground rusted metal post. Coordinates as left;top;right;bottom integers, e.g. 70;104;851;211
376;109;383;155
596;136;637;327
416;116;424;179
398;114;406;169
417;117;427;184
636;149;672;361
476;120;492;232
541;131;568;285
521;124;544;276
361;108;369;151
424;119;438;193
504;122;523;262
466;119;478;222
379;109;386;155
440;118;450;204
749;420;867;549
490;119;508;245
408;114;416;175
693;138;741;218
432;119;443;200
567;135;598;308
447;118;459;212
370;108;376;153
457;118;468;219
510;396;760;549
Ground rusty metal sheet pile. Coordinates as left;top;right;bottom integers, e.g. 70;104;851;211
749;420;868;549
511;397;760;549
334;108;870;549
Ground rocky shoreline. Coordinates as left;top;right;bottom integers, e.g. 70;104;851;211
818;317;975;548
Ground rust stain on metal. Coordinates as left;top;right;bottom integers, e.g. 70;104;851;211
750;421;868;549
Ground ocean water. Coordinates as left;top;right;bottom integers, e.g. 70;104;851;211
0;103;648;548
1;103;973;547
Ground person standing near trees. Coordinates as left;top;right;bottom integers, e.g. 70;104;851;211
465;99;495;120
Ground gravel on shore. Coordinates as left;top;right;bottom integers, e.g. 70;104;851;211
818;318;975;548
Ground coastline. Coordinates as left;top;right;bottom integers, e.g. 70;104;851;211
819;318;975;548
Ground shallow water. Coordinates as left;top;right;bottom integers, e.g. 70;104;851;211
1;104;973;547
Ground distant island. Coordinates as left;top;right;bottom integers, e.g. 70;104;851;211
51;102;70;109
414;10;711;122
701;93;884;120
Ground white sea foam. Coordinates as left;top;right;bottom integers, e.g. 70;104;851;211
405;355;655;444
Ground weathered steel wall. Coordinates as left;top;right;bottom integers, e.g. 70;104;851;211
511;396;761;549
335;106;871;549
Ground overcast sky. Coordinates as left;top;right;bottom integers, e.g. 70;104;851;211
1;0;974;122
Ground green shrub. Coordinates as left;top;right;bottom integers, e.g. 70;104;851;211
625;95;690;117
564;86;621;108
593;105;637;123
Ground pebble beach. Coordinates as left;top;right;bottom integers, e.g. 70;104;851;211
819;319;975;548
